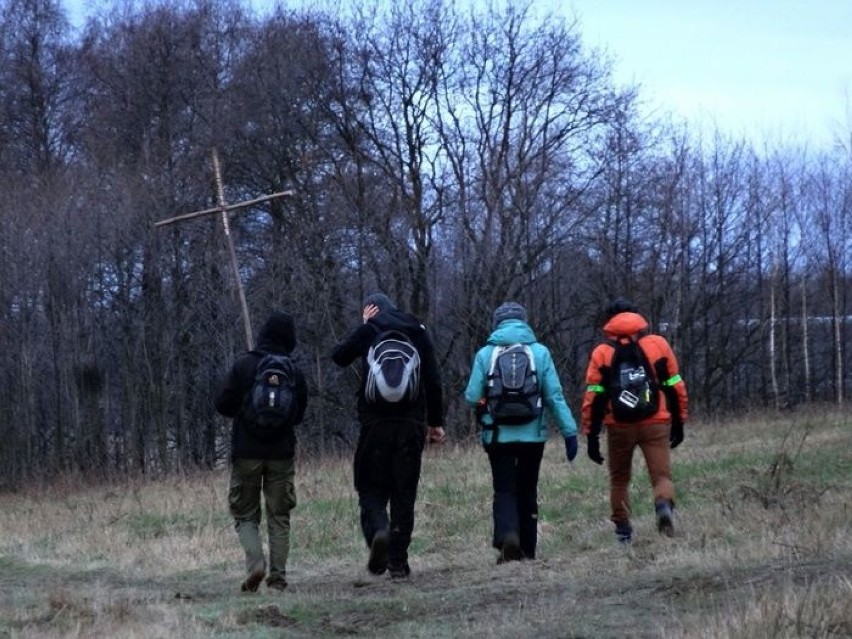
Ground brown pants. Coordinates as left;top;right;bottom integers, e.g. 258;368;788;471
606;422;674;523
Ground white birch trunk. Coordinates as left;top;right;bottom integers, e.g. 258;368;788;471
770;272;780;410
801;276;811;402
833;268;843;405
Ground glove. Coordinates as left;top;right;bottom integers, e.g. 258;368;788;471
564;435;578;462
587;434;604;465
474;399;490;426
670;421;684;449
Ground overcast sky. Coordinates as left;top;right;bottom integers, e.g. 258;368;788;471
64;0;851;149
559;0;851;148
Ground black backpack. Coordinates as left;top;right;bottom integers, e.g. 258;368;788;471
606;337;659;422
485;344;542;425
364;330;421;406
243;353;299;440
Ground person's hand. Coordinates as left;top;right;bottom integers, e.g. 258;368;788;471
362;304;379;323
474;399;489;425
428;426;446;444
670;421;684;449
564;435;578;463
587;434;604;465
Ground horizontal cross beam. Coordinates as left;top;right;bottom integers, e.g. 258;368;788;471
154;190;295;227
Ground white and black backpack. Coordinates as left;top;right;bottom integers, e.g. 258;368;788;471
364;330;421;406
485;343;542;425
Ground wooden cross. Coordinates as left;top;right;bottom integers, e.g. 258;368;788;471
155;148;294;349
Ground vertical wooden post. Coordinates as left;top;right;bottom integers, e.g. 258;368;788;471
154;149;294;351
212;148;254;349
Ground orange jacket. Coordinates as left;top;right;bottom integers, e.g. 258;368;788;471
580;312;688;434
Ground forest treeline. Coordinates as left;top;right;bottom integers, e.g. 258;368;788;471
1;0;850;486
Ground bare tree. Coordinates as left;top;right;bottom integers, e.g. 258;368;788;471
804;153;849;404
2;0;852;485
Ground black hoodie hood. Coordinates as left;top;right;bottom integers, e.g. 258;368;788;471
363;292;396;312
362;292;425;334
369;308;425;335
255;312;297;354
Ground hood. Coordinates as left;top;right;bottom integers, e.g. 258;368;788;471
487;319;537;346
603;312;648;339
369;308;425;334
363;292;396;313
255;312;297;354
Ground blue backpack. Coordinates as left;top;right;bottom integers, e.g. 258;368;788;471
243;353;299;440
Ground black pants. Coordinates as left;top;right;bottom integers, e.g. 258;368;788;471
487;442;545;559
354;417;426;566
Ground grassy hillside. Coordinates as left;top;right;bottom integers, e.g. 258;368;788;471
1;407;850;638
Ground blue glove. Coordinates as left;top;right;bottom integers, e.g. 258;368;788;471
564;435;578;462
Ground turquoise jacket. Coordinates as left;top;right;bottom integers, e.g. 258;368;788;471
464;319;577;445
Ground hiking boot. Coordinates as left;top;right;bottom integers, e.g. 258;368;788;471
655;500;675;537
615;520;633;544
367;529;389;575
388;561;411;579
240;562;266;593
267;579;288;592
498;532;522;563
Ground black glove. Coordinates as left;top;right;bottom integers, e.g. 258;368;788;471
670;421;684;449
564;435;578;463
587;434;604;465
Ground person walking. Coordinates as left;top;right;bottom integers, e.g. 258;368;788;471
464;302;578;562
215;311;308;592
581;298;688;543
332;292;445;579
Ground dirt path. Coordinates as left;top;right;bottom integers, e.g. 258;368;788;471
6;546;845;638
233;553;851;638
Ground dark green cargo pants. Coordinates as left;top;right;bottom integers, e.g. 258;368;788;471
228;458;296;586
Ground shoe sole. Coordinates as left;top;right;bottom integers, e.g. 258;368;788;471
389;567;410;579
367;530;389;575
657;512;675;537
501;533;522;562
241;565;266;593
615;521;633;544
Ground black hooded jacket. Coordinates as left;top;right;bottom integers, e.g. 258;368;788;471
215;312;309;459
332;305;444;427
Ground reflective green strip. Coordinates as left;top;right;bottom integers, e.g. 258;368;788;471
662;374;682;387
587;384;605;393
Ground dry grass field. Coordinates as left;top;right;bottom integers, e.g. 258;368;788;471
1;406;850;638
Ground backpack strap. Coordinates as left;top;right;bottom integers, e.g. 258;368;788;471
487;345;505;379
521;345;536;373
483;348;503;450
